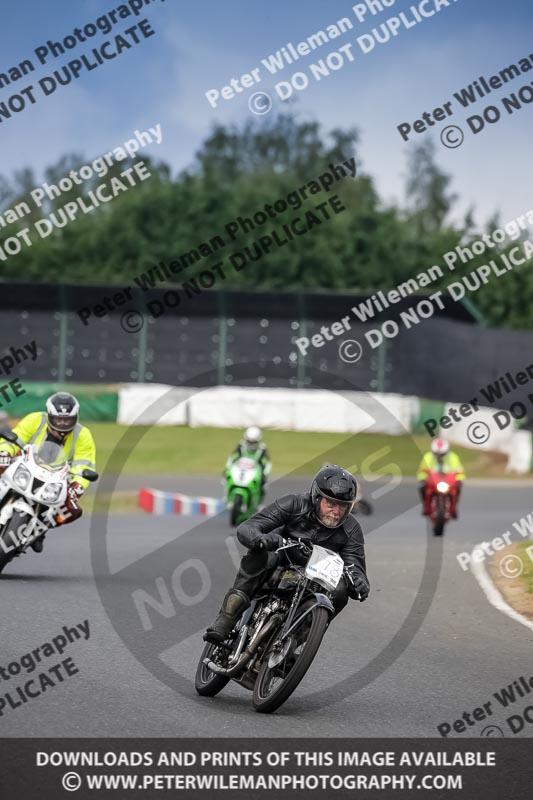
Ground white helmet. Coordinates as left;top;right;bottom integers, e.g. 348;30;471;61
46;392;79;433
431;438;449;456
244;426;262;451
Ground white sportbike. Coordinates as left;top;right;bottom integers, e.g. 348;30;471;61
0;430;98;575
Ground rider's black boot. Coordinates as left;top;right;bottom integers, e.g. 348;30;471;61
203;589;250;645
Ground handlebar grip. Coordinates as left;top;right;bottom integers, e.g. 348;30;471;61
251;539;265;551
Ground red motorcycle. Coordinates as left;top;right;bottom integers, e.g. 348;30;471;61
423;470;459;536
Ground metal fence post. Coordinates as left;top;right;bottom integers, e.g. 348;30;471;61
218;292;227;385
376;339;387;393
57;312;68;383
297;293;306;388
137;321;148;382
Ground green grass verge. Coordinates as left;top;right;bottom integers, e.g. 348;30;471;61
89;423;509;478
516;541;533;594
83;491;140;515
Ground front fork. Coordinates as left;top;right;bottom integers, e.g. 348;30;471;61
276;580;334;643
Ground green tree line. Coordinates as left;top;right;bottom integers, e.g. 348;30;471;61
0;113;531;329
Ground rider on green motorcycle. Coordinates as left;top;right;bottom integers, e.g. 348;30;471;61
226;427;271;501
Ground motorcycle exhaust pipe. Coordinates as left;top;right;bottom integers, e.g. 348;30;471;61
204;614;282;677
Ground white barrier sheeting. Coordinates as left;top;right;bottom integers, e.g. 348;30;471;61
189;386;296;430
118;384;192;425
118;385;418;435
366;392;420;435
504;431;532;474
188;387;415;435
438;403;533;473
439;404;515;453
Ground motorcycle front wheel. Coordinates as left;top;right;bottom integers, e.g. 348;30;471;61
433;496;445;536
195;642;231;697
0;537;13;574
252;602;329;713
230;495;243;527
0;511;31;575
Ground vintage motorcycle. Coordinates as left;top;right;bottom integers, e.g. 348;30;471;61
423;469;459;536
0;430;98;575
195;538;360;713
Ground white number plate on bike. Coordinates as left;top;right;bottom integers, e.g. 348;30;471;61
305;545;344;591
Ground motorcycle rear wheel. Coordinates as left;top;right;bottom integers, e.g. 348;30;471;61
252;603;329;713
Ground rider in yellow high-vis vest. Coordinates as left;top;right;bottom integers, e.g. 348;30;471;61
417;438;465;518
0;392;96;551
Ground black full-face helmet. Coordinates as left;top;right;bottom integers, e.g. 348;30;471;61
310;464;357;528
46;392;79;435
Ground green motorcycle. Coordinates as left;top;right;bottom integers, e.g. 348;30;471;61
225;455;263;526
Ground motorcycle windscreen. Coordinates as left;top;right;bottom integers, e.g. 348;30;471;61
33;440;68;471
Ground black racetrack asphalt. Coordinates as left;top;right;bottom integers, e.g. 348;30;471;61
2;477;533;738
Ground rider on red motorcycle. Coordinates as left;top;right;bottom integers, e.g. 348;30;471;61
417;438;465;518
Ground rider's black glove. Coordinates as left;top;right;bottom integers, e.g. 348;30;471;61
251;532;284;551
348;573;370;602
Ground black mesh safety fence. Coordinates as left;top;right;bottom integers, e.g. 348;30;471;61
1;283;531;404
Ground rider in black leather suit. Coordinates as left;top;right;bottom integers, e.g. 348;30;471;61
204;465;370;645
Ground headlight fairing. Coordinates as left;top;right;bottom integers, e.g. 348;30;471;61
13;465;31;491
41;483;63;503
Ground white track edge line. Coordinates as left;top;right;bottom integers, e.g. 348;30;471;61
471;554;533;632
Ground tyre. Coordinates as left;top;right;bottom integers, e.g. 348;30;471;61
0;541;13;575
252;602;329;713
0;511;29;575
355;499;373;516
433;497;445;536
230;494;243;527
195;642;231;697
